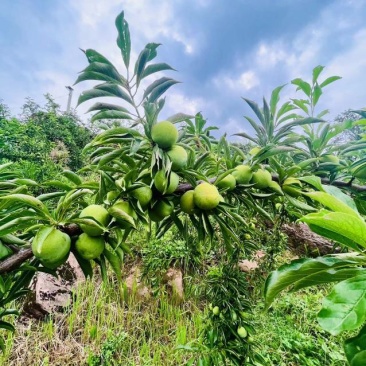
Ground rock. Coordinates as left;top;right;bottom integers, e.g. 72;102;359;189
163;267;184;303
238;260;259;272
124;266;151;300
238;250;266;273
23;253;85;319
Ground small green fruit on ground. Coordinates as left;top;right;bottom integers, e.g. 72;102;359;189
154;170;180;194
75;233;105;260
216;174;236;190
148;201;174;222
237;326;248;338
151;121;178;149
111;201;137;229
32;227;71;269
251;169;272;189
232;165;252;184
79;205;110;236
250;223;256;230
212;306;220;315
167;145;188;170
180;190;196;214
194;182;221;210
132;186;152;208
244;234;251;240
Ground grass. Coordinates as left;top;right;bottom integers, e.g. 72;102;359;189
252;287;346;365
2;275;202;366
0;241;346;365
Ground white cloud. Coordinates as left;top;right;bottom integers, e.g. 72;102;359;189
238;71;260;91
68;0;197;56
256;43;291;68
214;70;259;92
164;91;205;116
221;118;245;139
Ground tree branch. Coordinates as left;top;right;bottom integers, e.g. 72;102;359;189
1;175;365;274
0;224;82;275
0;248;33;274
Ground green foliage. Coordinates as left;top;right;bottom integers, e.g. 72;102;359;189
0;97;93;184
180;263;265;365
265;187;366;364
88;332;128;366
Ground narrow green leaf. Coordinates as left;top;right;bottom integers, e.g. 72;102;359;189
134;47;151;85
72;250;93;278
312;65;325;84
86;103;130;115
103;248;122;281
108;207;135;229
313;84;322;106
322;185;358;212
291;78;311;97
141;63;175;79
148;79;180;103
270;84;286;116
115;11;131;68
91;110;132;122
242;98;265;126
319;76;342;88
0;194;51;218
0;320;15;332
62;170;82;186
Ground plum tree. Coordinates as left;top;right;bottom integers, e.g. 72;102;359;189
1;10;366;366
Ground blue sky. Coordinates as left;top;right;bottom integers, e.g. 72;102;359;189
1;0;365;137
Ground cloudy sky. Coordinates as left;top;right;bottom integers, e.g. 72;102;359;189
1;0;365;137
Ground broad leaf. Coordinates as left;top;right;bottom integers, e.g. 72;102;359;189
318;273;366;335
264;255;366;308
300;210;366;250
303;191;359;217
322;185;359;212
344;325;366;364
298;175;324;192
